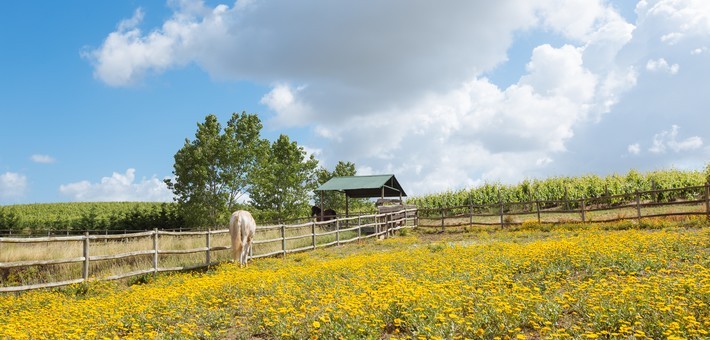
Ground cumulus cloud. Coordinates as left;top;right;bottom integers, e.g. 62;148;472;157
646;58;679;74
0;172;27;200
649;125;703;153
30;154;56;164
691;46;708;54
637;0;710;45
86;0;709;194
59;168;173;202
628;143;641;155
260;84;311;126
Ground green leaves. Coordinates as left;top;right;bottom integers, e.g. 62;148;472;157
408;168;707;209
165;112;267;228
249;134;319;222
0;207;20;230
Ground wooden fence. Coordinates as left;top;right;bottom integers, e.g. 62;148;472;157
418;184;710;230
0;209;417;293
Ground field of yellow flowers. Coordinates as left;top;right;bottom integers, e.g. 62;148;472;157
1;222;708;339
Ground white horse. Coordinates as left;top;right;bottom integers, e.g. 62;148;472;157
229;210;257;267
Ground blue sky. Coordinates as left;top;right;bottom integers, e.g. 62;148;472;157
1;0;708;204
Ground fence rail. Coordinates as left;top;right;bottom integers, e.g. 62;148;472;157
417;184;710;230
0;209;417;293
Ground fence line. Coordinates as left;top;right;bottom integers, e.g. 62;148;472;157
417;184;710;230
0;209;417;293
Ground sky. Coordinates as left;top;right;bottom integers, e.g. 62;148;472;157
1;0;709;205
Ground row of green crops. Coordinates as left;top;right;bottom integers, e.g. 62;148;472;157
407;167;709;210
0;202;186;234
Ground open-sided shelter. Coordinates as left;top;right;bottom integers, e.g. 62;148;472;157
314;174;407;217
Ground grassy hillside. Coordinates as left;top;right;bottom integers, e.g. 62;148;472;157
1;222;707;339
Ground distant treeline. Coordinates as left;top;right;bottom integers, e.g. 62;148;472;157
0;202;186;234
407;168;710;209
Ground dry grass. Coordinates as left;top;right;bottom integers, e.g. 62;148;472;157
0;222;374;289
419;201;708;228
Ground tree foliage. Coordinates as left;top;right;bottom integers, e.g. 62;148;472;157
165;112;267;228
249;134;319;222
0;207;19;230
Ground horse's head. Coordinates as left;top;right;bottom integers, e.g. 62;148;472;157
311;205;321;217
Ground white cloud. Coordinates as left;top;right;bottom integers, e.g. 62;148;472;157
0;172;27;200
301;145;322;160
646;58;679;74
638;0;710;45
691;46;707;54
628;143;641;155
649;125;703;153
86;1;539;93
536;157;554;166
260;84;311;126
59;168;173;202
86;1;710;195
30;154;56;164
82;5;209;86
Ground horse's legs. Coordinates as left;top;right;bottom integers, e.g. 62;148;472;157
240;236;251;266
245;239;253;267
232;236;242;263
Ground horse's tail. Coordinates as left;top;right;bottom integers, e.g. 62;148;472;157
229;212;242;261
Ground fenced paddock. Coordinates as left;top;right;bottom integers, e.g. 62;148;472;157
418;184;710;230
0;209;417;293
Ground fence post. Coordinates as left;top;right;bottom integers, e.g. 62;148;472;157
205;229;211;266
82;232;90;281
357;214;362;242
336;219;341;245
705;183;709;221
499;193;504;229
311;221;316;249
650;180;655;202
581;196;586;223
152;229;159;274
468;192;474;228
385;215;389;239
536;200;541;223
469;204;473;228
635;191;642;221
281;224;286;257
440;207;445;232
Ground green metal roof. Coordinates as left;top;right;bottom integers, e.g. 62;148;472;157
315;174;407;198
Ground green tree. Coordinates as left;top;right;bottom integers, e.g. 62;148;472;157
314;161;361;213
0;207;20;231
249;134;319;222
165;112;267;228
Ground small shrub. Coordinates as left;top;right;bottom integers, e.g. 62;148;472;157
427;243;446;253
503;215;517;226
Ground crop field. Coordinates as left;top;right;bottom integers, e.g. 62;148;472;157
1;221;708;339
